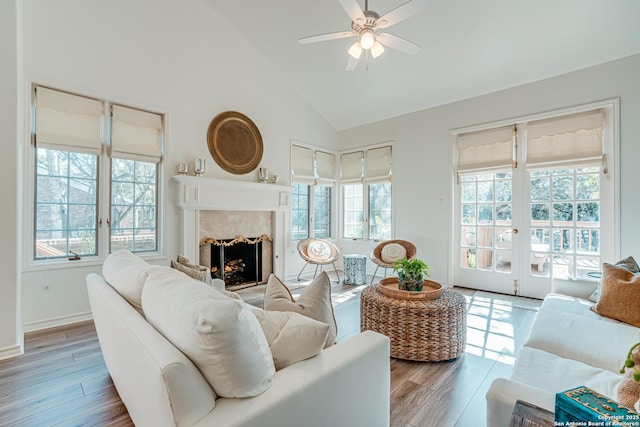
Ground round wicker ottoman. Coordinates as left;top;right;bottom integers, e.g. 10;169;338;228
360;285;467;362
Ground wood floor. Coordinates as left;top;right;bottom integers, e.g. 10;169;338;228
0;277;540;427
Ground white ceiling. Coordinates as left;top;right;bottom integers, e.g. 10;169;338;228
206;0;640;131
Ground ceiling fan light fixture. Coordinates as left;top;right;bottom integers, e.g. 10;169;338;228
348;41;363;59
360;29;375;50
370;41;385;58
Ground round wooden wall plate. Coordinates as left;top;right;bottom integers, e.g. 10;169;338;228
207;111;263;175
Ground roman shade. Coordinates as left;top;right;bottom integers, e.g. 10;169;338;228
35;86;103;154
526;110;604;168
315;150;336;186
365;146;392;183
341;151;364;183
456;125;514;173
291;145;315;184
110;105;163;163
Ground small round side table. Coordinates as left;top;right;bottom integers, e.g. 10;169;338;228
360;285;466;361
343;254;367;285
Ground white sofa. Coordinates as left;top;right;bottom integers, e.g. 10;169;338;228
486;285;640;426
87;259;391;427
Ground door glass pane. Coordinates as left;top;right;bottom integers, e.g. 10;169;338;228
530;168;600;279
459;173;512;273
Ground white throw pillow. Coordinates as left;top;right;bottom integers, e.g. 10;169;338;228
142;266;275;398
263;272;337;348
102;249;151;312
306;240;332;262
249;307;329;370
381;243;407;264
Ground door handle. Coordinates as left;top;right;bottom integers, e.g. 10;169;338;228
512;228;519;234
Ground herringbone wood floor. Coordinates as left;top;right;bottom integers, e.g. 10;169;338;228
0;277;540;427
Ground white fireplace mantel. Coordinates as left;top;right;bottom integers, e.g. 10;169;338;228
173;175;292;278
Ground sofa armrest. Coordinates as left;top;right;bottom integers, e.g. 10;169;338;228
204;331;391;427
486;378;555;427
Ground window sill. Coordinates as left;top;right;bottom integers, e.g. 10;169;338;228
23;252;167;272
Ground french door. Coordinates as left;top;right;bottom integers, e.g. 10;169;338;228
452;104;616;299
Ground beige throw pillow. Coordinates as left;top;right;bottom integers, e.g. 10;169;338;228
142;266;275;398
381;243;407;264
249;307;329;370
263;272;337;348
594;263;640;327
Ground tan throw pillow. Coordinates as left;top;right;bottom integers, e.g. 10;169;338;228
171;260;212;285
594;263;640;327
249;307;329;370
381;243;407;264
263;272;337;348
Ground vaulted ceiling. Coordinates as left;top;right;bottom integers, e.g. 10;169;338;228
206;0;640;130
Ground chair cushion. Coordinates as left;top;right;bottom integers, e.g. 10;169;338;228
142;266;275;398
307;240;332;262
381;243;407;264
263;272;337;348
248;307;329;370
102;249;151;312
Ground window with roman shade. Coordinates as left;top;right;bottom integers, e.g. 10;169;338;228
290;143;337;240
341;151;364;183
365;146;392;183
30;85;164;262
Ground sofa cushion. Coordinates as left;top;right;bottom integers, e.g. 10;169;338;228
595;263;640;327
263;272;337;348
524;307;640;372
511;347;622;400
142;266;275;398
249;307;329;370
102;249;151;312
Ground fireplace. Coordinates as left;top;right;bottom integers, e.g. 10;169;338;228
202;235;271;290
173;175;291;282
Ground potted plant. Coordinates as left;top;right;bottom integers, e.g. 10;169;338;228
393;258;432;292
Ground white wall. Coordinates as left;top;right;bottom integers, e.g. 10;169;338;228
15;0;337;333
338;54;640;286
0;0;22;357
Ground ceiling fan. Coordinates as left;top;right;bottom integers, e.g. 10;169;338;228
299;0;429;71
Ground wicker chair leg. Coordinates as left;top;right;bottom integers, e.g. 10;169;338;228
297;262;309;281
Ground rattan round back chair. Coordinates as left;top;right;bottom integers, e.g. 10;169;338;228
369;239;417;284
296;238;341;283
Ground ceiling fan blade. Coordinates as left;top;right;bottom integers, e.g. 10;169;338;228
376;33;421;55
376;0;430;29
299;31;355;44
339;0;365;23
346;54;360;71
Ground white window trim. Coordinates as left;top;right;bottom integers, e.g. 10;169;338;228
23;79;167;271
449;99;620;282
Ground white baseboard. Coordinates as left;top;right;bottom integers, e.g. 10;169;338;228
0;341;24;361
22;311;93;333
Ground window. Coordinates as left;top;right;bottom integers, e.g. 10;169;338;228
290;143;336;240
340;145;393;240
31;86;163;261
